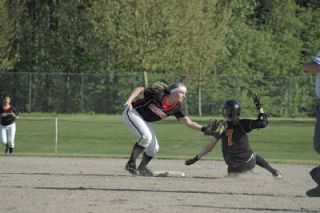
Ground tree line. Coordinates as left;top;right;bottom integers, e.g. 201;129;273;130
0;0;319;116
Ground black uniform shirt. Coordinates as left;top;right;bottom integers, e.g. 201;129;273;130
0;106;18;126
220;114;268;168
132;88;185;122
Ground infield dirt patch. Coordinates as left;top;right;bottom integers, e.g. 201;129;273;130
0;156;319;213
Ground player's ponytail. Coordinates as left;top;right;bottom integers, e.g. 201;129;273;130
152;81;169;90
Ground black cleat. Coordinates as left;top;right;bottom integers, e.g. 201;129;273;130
138;167;153;177
8;147;13;154
4;145;9;154
272;170;283;178
306;186;320;197
125;162;139;176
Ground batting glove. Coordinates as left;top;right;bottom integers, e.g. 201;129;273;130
253;94;262;110
185;155;199;166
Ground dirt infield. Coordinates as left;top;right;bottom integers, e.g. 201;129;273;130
0;156;319;213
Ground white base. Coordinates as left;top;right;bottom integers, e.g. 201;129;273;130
152;171;186;177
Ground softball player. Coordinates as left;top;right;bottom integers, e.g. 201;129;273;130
303;52;320;197
0;95;19;154
123;82;206;176
185;97;282;178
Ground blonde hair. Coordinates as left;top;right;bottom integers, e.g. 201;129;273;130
152;81;169;90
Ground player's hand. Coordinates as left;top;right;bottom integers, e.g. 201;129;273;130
185;155;199;166
124;101;132;110
253;94;262;110
201;126;209;135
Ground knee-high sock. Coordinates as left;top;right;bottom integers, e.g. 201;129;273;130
138;153;153;169
128;142;145;163
256;154;278;175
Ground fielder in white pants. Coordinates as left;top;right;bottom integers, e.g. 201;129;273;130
123;83;208;176
0;123;16;149
0;95;19;154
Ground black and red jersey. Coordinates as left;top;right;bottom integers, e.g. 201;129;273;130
219;114;268;168
132;88;185;122
0;105;18;126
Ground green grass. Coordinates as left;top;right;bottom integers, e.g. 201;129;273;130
4;113;319;164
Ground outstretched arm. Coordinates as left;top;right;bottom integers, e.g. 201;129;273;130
304;61;320;74
124;87;144;110
185;136;218;165
252;95;268;129
178;116;204;131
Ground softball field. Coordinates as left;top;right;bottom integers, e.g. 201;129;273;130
0;156;319;213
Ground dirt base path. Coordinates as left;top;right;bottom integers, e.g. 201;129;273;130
0;156;319;213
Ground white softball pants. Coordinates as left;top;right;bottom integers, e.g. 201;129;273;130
122;107;159;157
316;74;320;98
0;123;16;148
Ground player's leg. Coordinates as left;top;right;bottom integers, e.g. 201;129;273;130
306;166;320;197
6;123;16;154
314;103;320;154
0;125;9;154
307;101;320;196
256;154;282;178
122;108;153;175
138;126;159;176
228;153;256;175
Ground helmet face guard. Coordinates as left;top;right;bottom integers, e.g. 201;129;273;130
223;100;241;120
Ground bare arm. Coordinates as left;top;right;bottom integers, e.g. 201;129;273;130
197;136;219;158
304;61;320;74
185;136;219;165
258;107;264;113
178;116;203;131
124;87;144;110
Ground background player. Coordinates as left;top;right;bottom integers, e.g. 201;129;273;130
0;95;19;154
303;52;320;197
185;96;282;178
122;82;208;176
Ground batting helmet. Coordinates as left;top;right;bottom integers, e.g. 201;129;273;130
223;99;241;119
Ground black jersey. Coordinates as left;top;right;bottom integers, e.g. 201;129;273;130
132;88;185;122
219;113;268;168
0;105;18;126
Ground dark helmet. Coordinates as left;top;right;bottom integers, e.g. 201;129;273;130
223;99;241;119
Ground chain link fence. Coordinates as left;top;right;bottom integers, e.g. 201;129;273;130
0;72;317;117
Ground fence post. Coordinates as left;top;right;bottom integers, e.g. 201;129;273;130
288;76;292;117
55;117;58;153
198;76;202;116
28;72;32;112
80;73;84;112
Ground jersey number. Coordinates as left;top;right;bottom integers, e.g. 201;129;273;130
226;129;234;146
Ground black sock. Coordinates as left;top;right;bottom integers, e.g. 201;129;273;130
256;154;277;175
138;153;153;169
128;143;145;163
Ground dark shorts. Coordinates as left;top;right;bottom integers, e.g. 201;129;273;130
227;153;256;174
314;104;320;154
